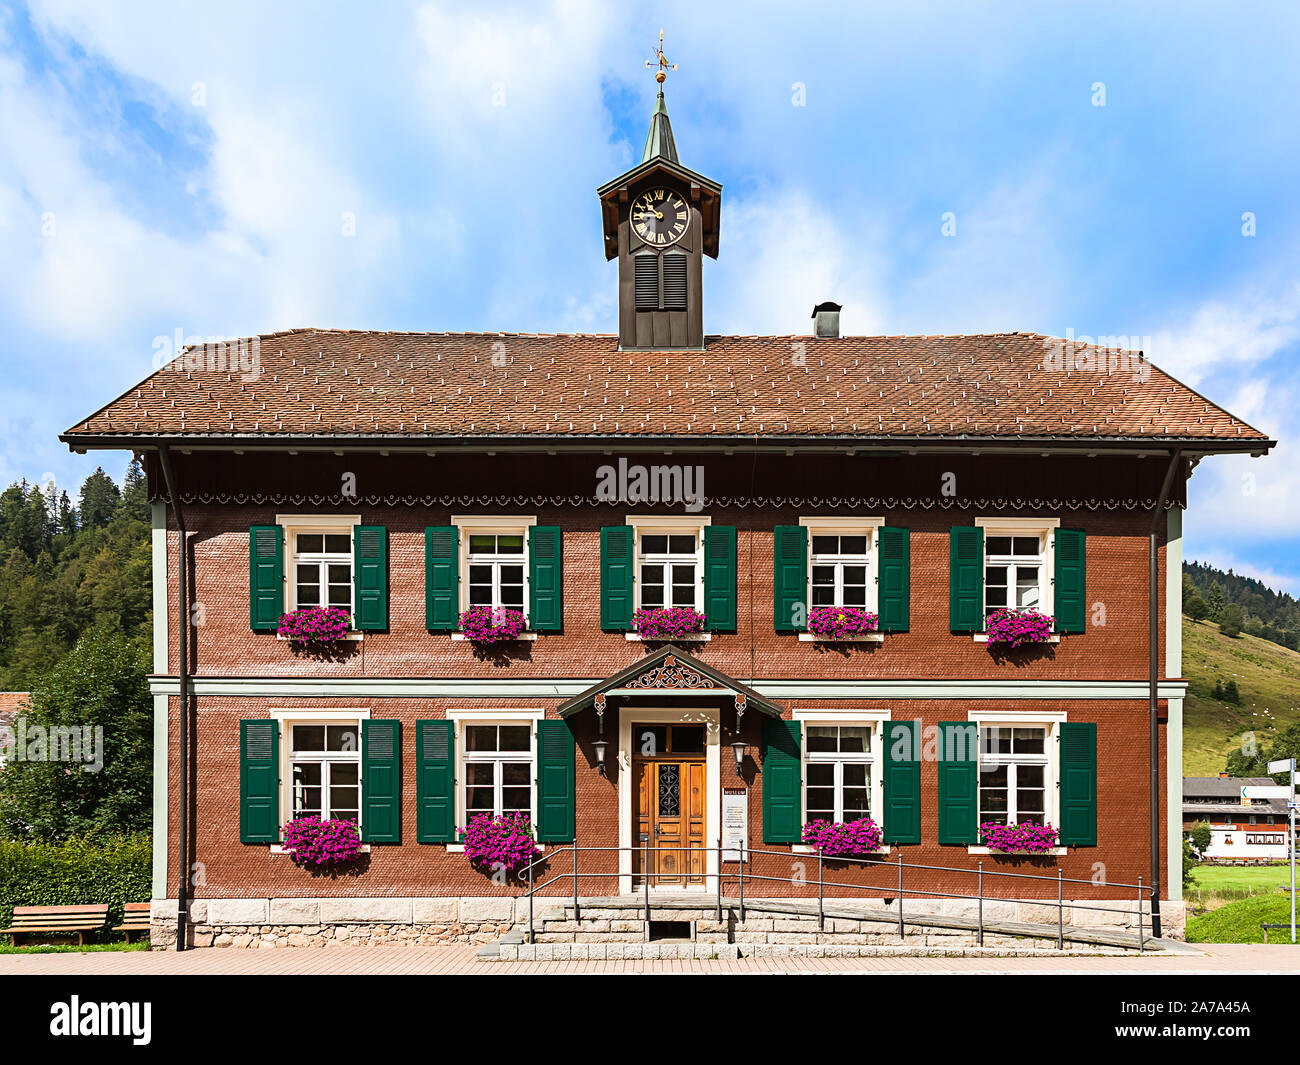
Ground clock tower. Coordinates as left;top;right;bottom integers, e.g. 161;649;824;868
598;34;721;351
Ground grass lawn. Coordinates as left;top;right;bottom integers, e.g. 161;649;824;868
1190;865;1295;893
1186;893;1300;943
0;941;149;955
1182;616;1300;776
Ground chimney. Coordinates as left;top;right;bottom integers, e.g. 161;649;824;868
812;301;842;339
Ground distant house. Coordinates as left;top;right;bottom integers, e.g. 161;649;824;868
0;692;30;769
1183;775;1293;861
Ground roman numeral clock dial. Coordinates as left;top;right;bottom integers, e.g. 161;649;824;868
631;188;689;246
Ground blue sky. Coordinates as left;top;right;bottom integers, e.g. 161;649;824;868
0;0;1297;589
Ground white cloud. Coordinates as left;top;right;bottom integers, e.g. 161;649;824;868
1147;285;1300;386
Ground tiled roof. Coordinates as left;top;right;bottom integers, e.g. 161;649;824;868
1183;776;1275;798
64;329;1268;444
0;692;28;731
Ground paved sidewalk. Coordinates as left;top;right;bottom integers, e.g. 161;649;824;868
0;942;1295;975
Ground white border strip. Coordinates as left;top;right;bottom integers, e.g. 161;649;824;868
149;676;1189;700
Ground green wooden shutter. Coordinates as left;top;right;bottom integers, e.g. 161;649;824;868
937;721;978;845
882;719;921;844
877;526;910;633
1058;722;1097;845
949;526;984;633
703;525;737;632
600;525;634;631
239;719;279;843
353;525;388;631
773;525;807;633
361;720;401;843
249;525;284;631
1054;528;1087;633
537;719;576;843
528;526;563;632
762;719;802;843
416;719;455;843
425;526;458;632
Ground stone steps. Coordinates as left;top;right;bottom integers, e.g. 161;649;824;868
477;894;1197;959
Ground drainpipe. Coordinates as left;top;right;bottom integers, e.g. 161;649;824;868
157;446;189;951
1148;448;1182;940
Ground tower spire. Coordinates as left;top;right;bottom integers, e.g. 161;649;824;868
642;30;680;164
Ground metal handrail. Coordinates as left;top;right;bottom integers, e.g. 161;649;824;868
515;843;1156;951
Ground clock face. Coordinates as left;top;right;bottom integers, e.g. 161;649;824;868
631;187;689;246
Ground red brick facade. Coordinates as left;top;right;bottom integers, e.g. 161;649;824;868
146;449;1181;906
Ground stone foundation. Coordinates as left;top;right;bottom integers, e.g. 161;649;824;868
148;896;1188;950
149;896;530;949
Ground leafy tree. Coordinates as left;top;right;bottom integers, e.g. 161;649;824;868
1189;821;1212;855
0;623;151;841
1224;679;1241;704
1182;838;1197;890
1185;594;1208;623
1213;679;1224;700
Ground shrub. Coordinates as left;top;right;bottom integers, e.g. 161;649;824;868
984;608;1054;647
800;817;884;856
277;606;351;645
632;607;706;639
458;606;527;644
461;812;538;873
807;607;879;640
0;834;150;934
979;821;1060;853
280;817;364;867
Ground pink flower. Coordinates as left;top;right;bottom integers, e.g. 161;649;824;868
281;816;364;865
461;812;538;872
277;606;351;645
984;608;1053;647
800;817;884;856
458;606;527;644
807;607;878;639
979;821;1060;853
632;607;706;638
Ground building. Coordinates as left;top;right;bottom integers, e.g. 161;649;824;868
1183;775;1294;861
0;693;30;770
63;74;1274;950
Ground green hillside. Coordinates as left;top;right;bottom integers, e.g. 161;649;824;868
1183;615;1300;776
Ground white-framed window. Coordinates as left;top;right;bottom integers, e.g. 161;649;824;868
799;517;883;614
445;710;545;838
463;722;533;820
974;518;1058;622
452;515;536;620
467;533;526;614
628;516;708;612
276;514;361;618
978;725;1049;826
804;724;874;822
289;721;361;824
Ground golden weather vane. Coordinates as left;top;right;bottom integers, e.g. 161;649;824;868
646;29;677;85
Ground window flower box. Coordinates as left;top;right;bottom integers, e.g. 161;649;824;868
277;606;352;647
462;812;539;873
983;608;1054;648
632;606;707;639
280;816;365;867
458;606;527;644
800;817;884;857
807;607;879;640
979;821;1060;854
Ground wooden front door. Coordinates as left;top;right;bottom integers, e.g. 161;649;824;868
632;724;707;888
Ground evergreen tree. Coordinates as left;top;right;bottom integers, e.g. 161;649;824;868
119;457;148;523
1220;603;1244;638
1224;679;1241;704
78;467;119;530
57;490;76;536
1206;583;1225;621
1186;594;1208;623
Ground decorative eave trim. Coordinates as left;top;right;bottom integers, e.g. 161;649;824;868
150;492;1187;511
147;674;1190;702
